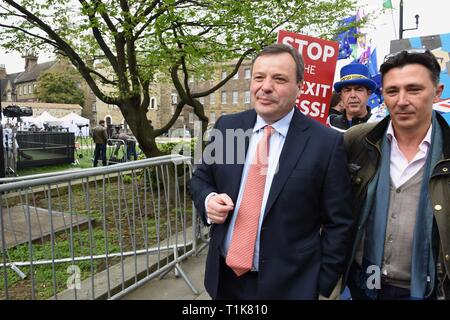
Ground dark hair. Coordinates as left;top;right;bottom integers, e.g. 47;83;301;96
99;120;105;125
329;91;341;108
252;44;304;82
380;50;441;87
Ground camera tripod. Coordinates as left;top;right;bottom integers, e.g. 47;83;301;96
73;125;90;165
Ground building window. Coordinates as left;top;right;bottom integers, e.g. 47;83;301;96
221;91;227;104
232;72;239;80
232;91;238;104
92;102;96;112
189;112;194;124
221;71;227;80
28;84;32;94
210;94;215;105
7;92;11;101
245;68;251;79
171;93;178;105
244;91;251;103
210;112;216;123
150;97;157;109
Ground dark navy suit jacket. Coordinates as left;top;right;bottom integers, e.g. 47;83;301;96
189;108;354;299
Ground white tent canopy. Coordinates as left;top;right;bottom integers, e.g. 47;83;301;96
1;115;36;128
59;112;90;137
33;111;62;128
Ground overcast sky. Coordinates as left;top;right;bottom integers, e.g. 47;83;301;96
1;0;449;74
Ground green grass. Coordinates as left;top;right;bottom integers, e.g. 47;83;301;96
0;218;159;300
0;176;192;300
0;228;120;300
17;155;93;176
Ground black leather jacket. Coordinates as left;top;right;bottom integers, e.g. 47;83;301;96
329;106;371;131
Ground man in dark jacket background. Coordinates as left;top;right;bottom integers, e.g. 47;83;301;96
92;119;108;167
328;63;376;131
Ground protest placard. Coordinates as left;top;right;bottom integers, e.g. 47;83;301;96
277;30;338;125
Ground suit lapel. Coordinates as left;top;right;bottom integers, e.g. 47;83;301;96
263;108;311;219
228;110;256;203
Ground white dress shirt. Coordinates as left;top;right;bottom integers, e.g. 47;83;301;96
386;121;432;189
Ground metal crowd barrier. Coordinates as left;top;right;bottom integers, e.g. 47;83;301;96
0;154;206;300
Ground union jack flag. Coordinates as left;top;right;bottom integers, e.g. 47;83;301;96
433;98;450;125
433;98;450;113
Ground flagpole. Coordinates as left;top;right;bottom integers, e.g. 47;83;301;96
391;9;397;40
399;0;403;39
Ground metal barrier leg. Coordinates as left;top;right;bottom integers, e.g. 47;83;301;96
174;263;199;295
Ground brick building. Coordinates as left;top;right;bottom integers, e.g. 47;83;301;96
0;55;96;123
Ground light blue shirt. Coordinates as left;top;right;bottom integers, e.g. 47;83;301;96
222;108;294;270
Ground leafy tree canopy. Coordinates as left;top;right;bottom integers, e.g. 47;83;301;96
35;70;85;105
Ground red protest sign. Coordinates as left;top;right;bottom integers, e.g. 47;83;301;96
277;30;338;125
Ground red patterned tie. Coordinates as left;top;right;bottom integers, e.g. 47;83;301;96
226;125;274;276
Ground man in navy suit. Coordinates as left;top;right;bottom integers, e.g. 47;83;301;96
189;44;354;299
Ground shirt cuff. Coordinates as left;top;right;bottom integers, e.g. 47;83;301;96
204;192;218;224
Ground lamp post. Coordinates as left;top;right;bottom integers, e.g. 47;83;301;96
399;0;420;39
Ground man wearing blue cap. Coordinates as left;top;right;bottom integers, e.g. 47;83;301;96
328;63;377;131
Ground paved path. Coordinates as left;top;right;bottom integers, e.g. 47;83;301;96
121;248;210;300
0;205;90;249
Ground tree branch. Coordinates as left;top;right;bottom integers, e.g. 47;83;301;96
192;48;254;98
93;0;118;34
119;0;140;92
140;79;150;112
86;67;118;85
154;100;184;136
0;23;58;47
114;32;130;93
78;0;119;75
172;24;194;104
2;0;119;105
133;0;189;40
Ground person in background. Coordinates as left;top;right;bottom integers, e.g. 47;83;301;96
329;63;376;132
329;91;345;116
118;129;138;161
3;123;16;171
92;119;108;167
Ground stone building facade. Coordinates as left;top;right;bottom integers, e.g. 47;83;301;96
0;55;96;123
93;58;253;135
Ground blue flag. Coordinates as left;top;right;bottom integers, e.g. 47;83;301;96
367;48;378;77
336;16;357;60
